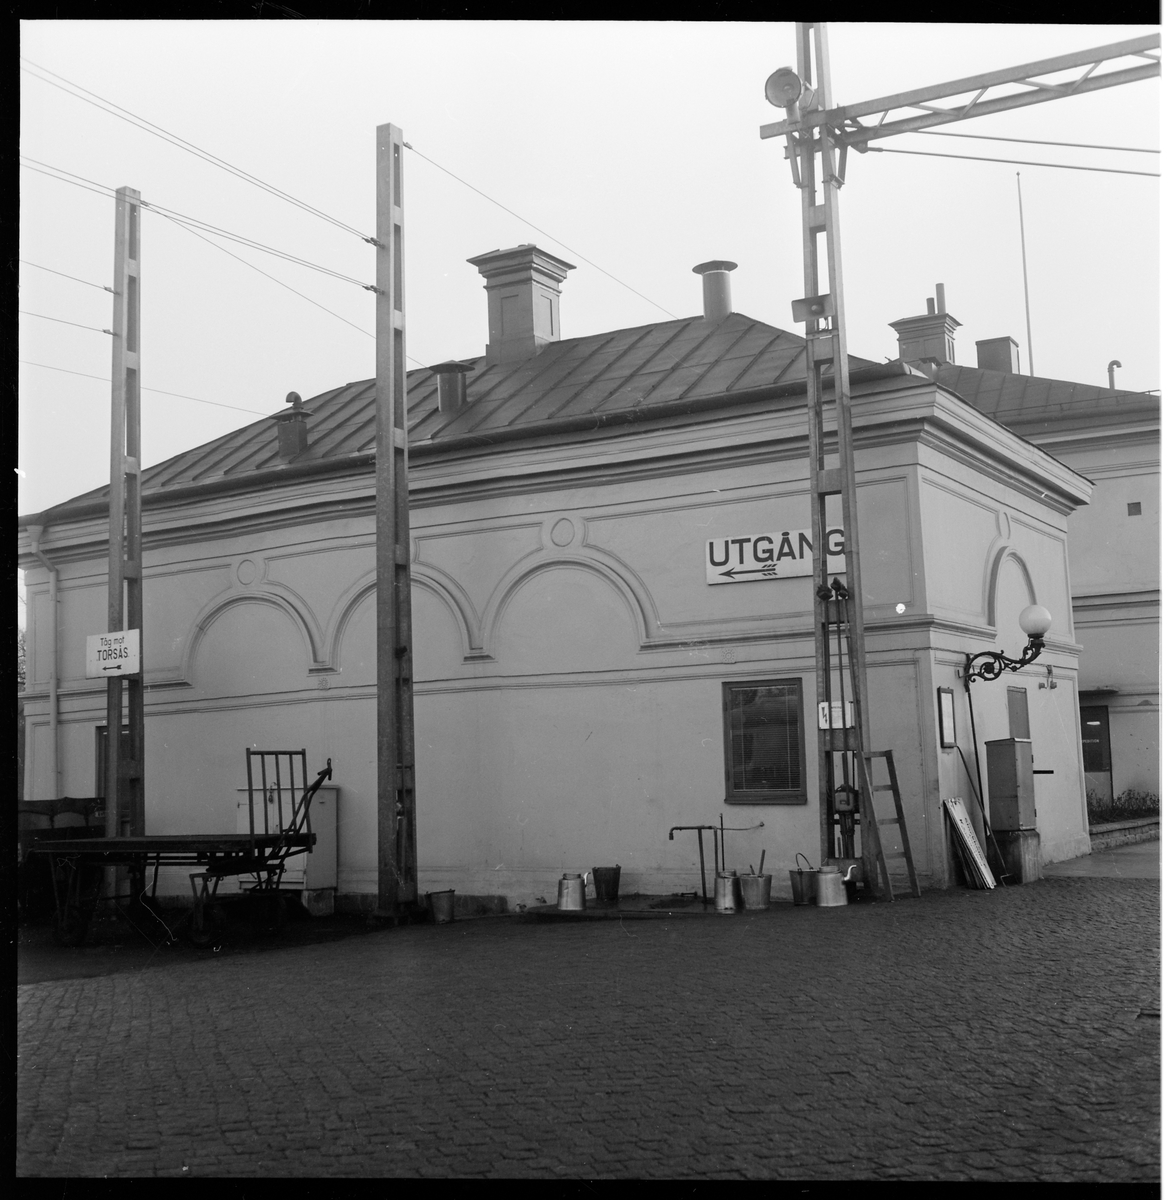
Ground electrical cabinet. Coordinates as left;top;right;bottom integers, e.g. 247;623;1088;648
985;739;1036;832
234;785;338;891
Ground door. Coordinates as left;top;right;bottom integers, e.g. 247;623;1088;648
1080;705;1113;804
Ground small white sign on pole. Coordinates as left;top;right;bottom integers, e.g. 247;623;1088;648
818;700;855;729
86;629;141;678
705;527;846;584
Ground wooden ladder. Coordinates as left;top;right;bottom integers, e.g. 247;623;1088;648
856;749;921;902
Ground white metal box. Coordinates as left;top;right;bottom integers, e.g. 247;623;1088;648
985;739;1036;832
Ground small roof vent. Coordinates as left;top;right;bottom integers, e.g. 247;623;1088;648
431;361;473;415
692;260;738;322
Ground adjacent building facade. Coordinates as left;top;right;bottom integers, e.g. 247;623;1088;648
20;249;1112;910
890;294;1160;803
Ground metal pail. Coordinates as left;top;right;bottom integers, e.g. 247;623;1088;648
738;874;772;912
790;869;818;905
557;873;585;911
815;867;848;908
592;865;621;904
714;870;740;913
427;889;456;924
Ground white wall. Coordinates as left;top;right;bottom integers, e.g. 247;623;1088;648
20;379;1094;904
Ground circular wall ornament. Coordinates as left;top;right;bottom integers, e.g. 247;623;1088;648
550;518;576;547
236;558;257;586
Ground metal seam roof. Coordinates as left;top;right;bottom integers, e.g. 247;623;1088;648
30;310;1149;522
936;364;1157;422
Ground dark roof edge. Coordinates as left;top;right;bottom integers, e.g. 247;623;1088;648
19;361;910;530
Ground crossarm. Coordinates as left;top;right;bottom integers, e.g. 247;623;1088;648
761;33;1160;144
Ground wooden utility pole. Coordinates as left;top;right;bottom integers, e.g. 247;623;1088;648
105;185;145;856
374;123;418;913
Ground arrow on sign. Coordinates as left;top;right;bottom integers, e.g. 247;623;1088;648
102;664;123;672
718;565;778;579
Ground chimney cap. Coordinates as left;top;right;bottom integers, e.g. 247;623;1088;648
466;244;577;275
692;260;738;275
429;360;474;375
274;390;312;422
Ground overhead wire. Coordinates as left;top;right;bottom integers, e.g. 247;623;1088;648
405;143;680;321
21;155;375;289
20;157;117;200
910;129;1159;155
20;260;114;293
140;199;375;288
153;209;429;368
20;81;681;320
154;210;376;342
866;146;1158;178
20;310;112;335
20;56;375;243
22;160;431;372
20;360;275;416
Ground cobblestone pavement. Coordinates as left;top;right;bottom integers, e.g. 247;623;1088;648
17;874;1159;1180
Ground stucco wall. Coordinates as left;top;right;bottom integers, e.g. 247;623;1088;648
20;377;1093;903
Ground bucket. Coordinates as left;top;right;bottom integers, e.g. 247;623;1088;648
789;853;819;905
815;866;848;908
557;873;585;911
592;865;621;905
427;889;456;924
714;870;740;914
738;874;772;912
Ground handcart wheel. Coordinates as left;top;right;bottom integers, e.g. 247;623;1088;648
189;923;215;948
188;903;227;948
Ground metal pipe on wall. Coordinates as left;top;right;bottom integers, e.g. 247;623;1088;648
26;523;60;800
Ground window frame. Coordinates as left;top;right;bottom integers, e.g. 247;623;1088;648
721;677;807;805
1079;704;1112;775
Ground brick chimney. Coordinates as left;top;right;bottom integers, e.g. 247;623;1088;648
467;245;576;365
889;283;960;369
976;336;1021;374
273;391;310;460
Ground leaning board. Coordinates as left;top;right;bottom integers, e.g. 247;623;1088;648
943;797;996;889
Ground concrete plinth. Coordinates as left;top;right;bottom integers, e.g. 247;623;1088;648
993;829;1042;885
303;888;335;917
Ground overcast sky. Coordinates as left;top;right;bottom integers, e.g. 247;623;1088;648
18;19;1162;526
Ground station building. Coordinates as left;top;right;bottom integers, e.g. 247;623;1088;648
22;244;1148;911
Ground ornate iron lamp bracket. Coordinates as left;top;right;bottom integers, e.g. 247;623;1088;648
963;638;1045;691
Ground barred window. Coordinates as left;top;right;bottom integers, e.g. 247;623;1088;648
722;679;806;804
